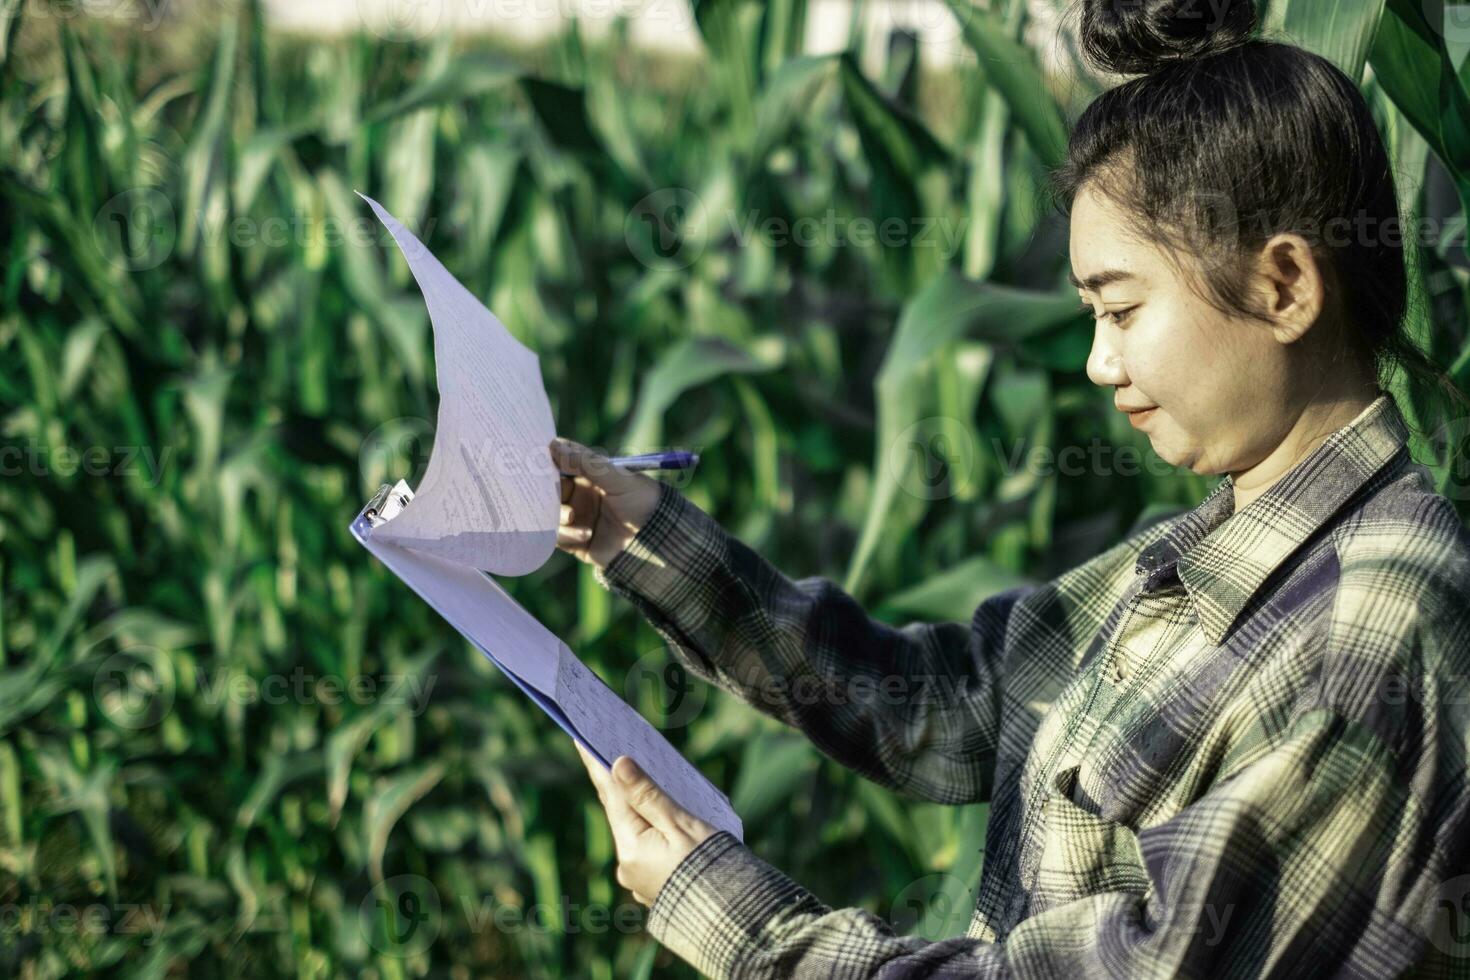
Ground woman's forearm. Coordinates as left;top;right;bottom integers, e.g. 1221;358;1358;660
595;481;1036;805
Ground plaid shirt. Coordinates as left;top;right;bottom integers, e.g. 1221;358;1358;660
593;393;1470;979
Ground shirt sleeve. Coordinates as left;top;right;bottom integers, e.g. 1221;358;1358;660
592;480;1037;805
642;706;1453;979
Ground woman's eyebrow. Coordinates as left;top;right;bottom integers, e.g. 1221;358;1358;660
1069;269;1137;292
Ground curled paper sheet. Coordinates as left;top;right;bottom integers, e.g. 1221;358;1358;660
358;192;560;576
349;196;744;841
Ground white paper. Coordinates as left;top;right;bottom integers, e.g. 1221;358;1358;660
359;193;560;576
354;481;743;840
552;650;743;839
350;201;743;840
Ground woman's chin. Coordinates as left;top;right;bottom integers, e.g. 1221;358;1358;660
1147;436;1198;473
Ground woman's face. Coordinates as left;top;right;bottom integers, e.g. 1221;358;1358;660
1069;182;1298;476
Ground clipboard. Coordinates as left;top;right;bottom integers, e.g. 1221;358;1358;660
350;480;744;841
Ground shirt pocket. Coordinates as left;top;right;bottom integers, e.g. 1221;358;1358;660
1031;763;1153;910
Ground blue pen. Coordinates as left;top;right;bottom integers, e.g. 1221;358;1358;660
610;450;699;472
558;450;699;476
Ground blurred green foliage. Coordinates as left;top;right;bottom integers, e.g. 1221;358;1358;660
2;0;1468;975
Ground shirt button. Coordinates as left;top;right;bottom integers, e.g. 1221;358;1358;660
1040;798;1049;814
1110;655;1129;682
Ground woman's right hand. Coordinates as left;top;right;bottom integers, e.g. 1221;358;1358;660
548;437;664;571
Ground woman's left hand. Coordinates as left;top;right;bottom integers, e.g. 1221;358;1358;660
575;742;718;907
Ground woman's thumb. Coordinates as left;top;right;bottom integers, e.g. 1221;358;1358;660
612;757;680;835
549;437;639;492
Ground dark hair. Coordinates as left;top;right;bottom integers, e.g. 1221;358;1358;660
1049;0;1470;451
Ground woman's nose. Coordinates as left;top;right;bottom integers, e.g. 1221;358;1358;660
1086;324;1128;388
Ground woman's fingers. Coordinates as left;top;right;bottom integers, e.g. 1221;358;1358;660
556;528;591;556
550;437;645;496
549;437;601;480
557;481;603;529
549;438;584;478
556;476;605;559
575;741;608;792
611;757;686;839
570;480;602;528
576;744;652;844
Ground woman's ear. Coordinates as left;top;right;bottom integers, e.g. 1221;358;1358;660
1252;233;1325;345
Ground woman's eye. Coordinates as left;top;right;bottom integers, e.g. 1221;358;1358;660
1078;302;1137;325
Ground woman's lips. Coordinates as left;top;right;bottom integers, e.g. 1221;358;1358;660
1126;407;1157;427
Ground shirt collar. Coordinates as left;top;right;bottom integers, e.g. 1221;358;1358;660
1133;392;1412;646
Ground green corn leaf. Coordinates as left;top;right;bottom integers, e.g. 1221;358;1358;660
57;317;107;400
224;843;260;938
328;174;430;382
237;751;325;830
732;377;781;511
730;733;816;822
43;555;115;668
450;142;522;272
383;109;437;236
0;0;21;66
1371;0;1449;159
1;175;143;342
364;762;446;883
945;0;1068;168
1372;0;1470;200
0;741;20;847
179;18;236;262
691;0;763;140
583;71;654;189
35;746;117;898
915;803;988;939
749;54;839;170
325;649;440;825
761;0;808;76
362;54;518;124
1270;0;1387;81
623;336;783;451
964;87;1009;281
522;833;563;938
837;51;955;292
845;274;1082;595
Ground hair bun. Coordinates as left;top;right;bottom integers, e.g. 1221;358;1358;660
1080;0;1258;75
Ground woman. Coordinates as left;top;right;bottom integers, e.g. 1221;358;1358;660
549;0;1470;975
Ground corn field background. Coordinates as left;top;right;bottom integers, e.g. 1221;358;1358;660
4;0;1470;976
